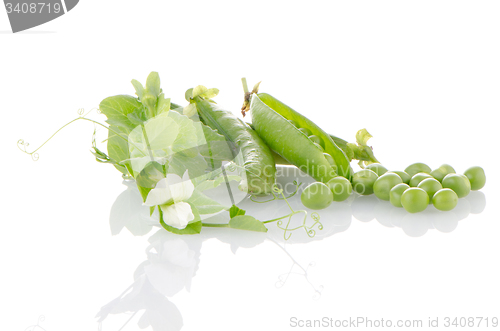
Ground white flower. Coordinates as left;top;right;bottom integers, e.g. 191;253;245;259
144;170;195;229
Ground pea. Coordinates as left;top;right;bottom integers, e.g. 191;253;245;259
430;164;455;182
327;177;353;202
300;182;333;210
464;166;486;190
352;169;379;195
308;135;322;145
390;170;411;185
390;183;410;208
313;142;324;152
373;173;403;201
298;127;312;136
288;119;298;127
401;188;429;213
405;162;432;177
365;163;388;176
417;178;442;203
432;188;458;211
323;153;335;167
442;173;471;198
409;172;433;187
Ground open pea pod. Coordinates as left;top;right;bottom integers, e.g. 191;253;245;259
250;94;341;184
253;93;352;181
193;96;276;195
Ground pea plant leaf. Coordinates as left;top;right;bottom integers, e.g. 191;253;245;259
107;125;132;176
156;93;171;114
187;189;228;215
135;161;166;202
228;215;268;233
229;205;246;218
131;79;145;100
145;71;161;97
99;95;141;132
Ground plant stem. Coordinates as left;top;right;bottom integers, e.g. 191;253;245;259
241;77;249;94
202;223;229;228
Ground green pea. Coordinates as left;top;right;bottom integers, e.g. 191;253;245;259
308;135;322;145
430;164;456;182
323;153;336;167
390;183;410;208
442;174;471;198
365;163;388;176
441;164;456;173
313;142;324;152
373;173;403;201
389;170;411;185
352;169;379;195
464;166;486;190
409;172;433;187
301;182;333;210
417;178;442;203
401;187;429;213
327;177;353;202
298;127;312;136
405;162;432;177
432;188;458;211
288;119;298;127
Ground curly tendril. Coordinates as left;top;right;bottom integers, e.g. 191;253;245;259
17;108;148;161
226;161;237;172
24;315;47;331
263;187;323;240
250;181;302;203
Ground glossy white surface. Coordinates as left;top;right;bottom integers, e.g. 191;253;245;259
2;1;499;330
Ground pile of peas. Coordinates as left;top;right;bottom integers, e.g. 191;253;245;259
301;162;486;213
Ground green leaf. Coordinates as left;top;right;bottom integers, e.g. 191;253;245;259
107;126;132;176
145;72;161;97
187;189;228;214
127;107;148;126
156;93;171;114
162;221;202;235
131;79;145;99
185;88;193;101
99;95;141;132
200;88;219;99
135;161;166;202
127;111;208;178
355;128;373;147
229;205;246;218
183;103;197;117
192;85;208;98
229;215;267;232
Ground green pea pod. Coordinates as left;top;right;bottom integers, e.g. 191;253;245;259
250;94;339;184
254;93;352;181
193;96;276;195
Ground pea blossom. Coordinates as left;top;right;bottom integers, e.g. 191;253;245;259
144;171;195;229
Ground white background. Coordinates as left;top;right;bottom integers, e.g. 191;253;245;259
1;1;499;330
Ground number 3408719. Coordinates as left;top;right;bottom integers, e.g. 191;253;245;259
5;3;62;14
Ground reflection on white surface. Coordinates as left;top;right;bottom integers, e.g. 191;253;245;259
351;191;486;237
110;166;487;240
101;170;487;330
